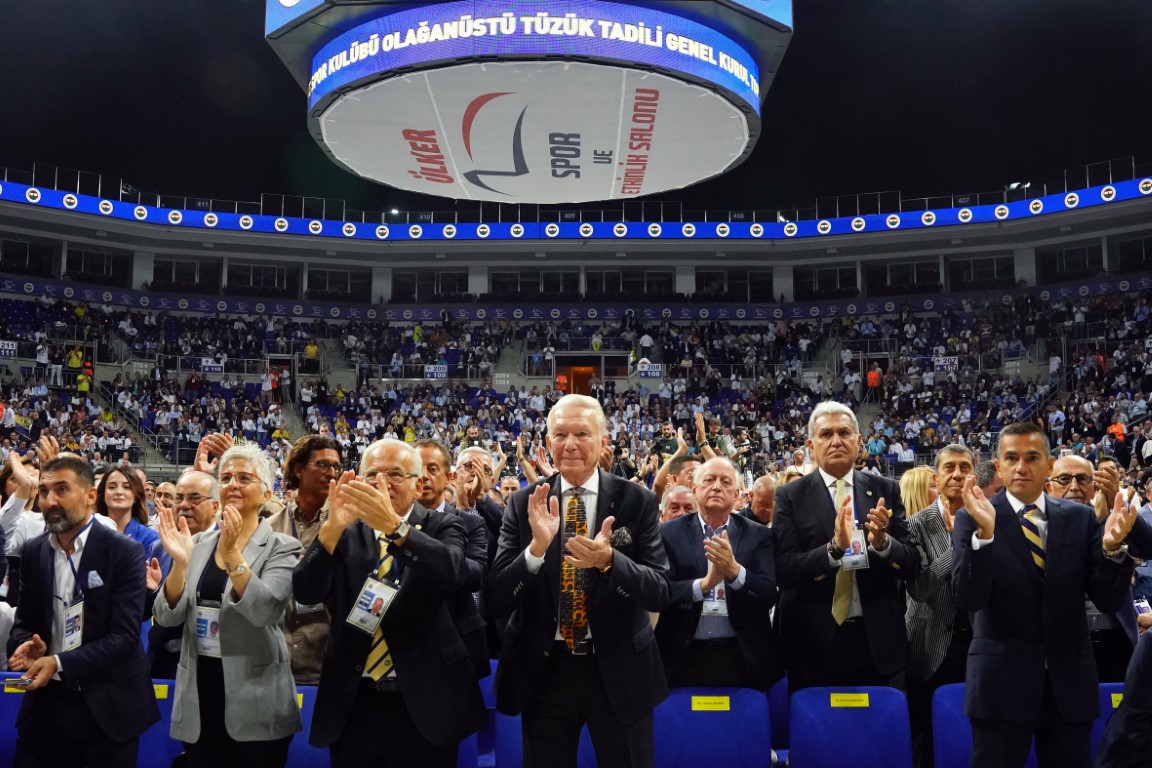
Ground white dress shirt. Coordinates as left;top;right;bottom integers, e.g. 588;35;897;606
47;516;98;674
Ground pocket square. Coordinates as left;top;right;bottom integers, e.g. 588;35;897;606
610;527;633;547
87;571;104;589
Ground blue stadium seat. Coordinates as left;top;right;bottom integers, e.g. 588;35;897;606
288;685;327;768
478;661;497;768
931;682;1037;768
790;687;912;768
139;678;182;768
653;687;771;768
494;712;594;768
1091;682;1125;756
931;683;970;768
769;676;790;753
0;673;27;766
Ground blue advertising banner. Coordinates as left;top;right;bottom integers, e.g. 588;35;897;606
306;0;761;114
2;272;1150;324
3;178;1148;245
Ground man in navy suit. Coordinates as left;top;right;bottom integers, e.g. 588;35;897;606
953;421;1139;768
774;401;921;692
294;439;486;768
488;394;669;768
7;455;159;768
656;457;778;689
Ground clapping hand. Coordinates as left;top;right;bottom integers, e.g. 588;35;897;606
527;483;560;558
157;508;194;568
1103;485;1138;552
703;529;739;581
834;490;854;550
960;475;996;540
194;433;233;474
864;497;892;550
565;516;615;571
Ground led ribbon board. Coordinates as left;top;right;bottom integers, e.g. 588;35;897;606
306;0;760;203
266;0;327;36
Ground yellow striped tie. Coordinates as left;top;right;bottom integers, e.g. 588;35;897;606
831;479;854;625
1019;504;1046;572
364;539;395;681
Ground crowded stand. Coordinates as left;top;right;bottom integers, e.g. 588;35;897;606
0;288;1151;768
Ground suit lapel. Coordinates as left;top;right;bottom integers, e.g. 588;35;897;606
596;469;619;532
544;475;565;609
807;471;838;541
682;514;708;576
852;470;876;525
76;520;108;597
994;493;1043;587
241;520;273;574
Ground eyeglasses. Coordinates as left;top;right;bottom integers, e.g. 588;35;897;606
174;493;212;506
364;468;420;485
219;472;264;488
458;460;494;477
307;460;343;473
1049;474;1094;487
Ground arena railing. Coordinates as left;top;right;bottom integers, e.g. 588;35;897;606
6;155;1148;226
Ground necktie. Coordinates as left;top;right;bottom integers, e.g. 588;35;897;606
364;537;395;681
831;479;854;625
1019;503;1046;572
559;487;589;650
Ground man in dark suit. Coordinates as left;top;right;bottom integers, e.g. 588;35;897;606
7;455;159;768
656;457;778;689
294;438;486;768
953;421;1139;768
414;438;490;678
773;401;921;692
488;394;669;768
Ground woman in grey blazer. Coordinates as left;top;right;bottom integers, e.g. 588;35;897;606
155;443;302;768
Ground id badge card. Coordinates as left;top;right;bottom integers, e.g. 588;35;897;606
841;529;870;571
195;605;222;658
1136;598;1152;616
346;576;398;635
63;599;84;652
702;582;729;617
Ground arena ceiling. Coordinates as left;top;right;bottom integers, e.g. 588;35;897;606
2;0;1149;216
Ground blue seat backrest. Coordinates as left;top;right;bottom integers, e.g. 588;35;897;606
790;686;912;768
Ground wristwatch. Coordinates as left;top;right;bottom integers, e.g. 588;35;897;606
1102;542;1129;559
385;521;411;541
225;562;248;577
828;541;846;560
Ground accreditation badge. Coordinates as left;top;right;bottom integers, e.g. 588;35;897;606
63;598;84;652
346;576;398;635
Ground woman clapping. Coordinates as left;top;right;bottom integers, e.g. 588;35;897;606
155;443;302;767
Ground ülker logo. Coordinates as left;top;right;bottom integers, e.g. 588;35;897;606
461;92;529;196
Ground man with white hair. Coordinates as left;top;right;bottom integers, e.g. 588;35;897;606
489;394;668;768
656;457;779;689
773;401;920;692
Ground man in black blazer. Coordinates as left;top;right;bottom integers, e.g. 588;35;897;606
656;457;779;689
7;455;159;768
415;439;490;679
953;421;1139;768
773;401;921;692
294;438;486;768
488;394;669;768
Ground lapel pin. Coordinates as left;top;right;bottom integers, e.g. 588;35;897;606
415;524;423;531
866;490;874;497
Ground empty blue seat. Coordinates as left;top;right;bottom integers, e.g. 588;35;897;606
654;687;771;768
931;682;1037;768
139;678;182;768
790;687;912;768
1092;682;1125;756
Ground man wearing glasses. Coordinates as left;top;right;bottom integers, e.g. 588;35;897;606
1047;454;1152;683
294;438;484;768
148;469;220;678
268;435;344;685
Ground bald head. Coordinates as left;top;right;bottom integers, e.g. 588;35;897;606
1048;455;1095;504
750;475;775;525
